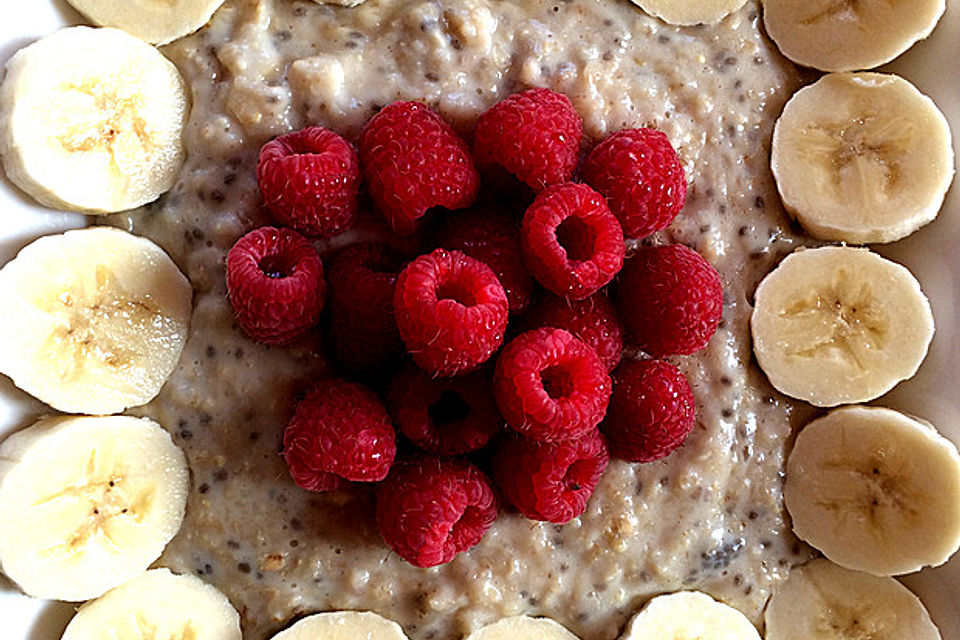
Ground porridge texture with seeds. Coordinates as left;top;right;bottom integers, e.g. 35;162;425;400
116;0;815;637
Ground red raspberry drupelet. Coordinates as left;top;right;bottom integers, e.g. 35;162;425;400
602;359;695;463
493;430;609;524
521;182;625;300
257;126;360;237
520;292;624;372
376;455;499;567
493;327;612;442
283;378;397;492
394;249;509;377
325;242;405;373
359;101;480;235
226;226;326;345
582;127;687;239
435;207;534;315
615;244;723;357
387;367;503;456
473;87;583;192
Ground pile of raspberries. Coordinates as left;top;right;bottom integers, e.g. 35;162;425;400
225;88;723;568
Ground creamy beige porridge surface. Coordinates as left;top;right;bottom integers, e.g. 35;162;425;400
114;0;816;637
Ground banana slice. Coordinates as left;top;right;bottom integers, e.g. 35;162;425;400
765;558;941;640
785;406;960;576
0;226;192;415
61;568;241;640
0;26;187;213
750;246;933;407
0;415;189;601
267;611;409;640
762;0;946;72
619;591;760;640
65;0;226;45
465;615;580;640
629;0;748;25
771;73;954;244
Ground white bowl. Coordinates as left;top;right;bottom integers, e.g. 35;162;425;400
0;1;958;638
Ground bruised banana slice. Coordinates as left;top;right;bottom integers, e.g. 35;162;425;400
619;591;760;640
785;406;960;576
771;73;954;244
630;0;748;25
267;611;409;640
0;415;189;601
762;0;946;72
66;0;226;45
61;569;241;640
765;558;941;640
465;615;581;640
751;246;933;407
0;26;187;213
0;227;192;415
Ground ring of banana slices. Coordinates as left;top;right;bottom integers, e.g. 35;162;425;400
764;558;942;640
750;245;934;408
771;73;954;244
0;415;189;601
785;406;960;577
0;26;188;214
0;226;193;415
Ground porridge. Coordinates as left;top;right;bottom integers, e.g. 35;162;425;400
108;0;816;638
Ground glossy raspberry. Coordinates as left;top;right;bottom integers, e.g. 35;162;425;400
226;226;326;345
520;292;624;372
602;359;695;463
615;244;723;356
257;126;360;237
521;182;625;300
326;242;405;372
376;455;499;567
582;127;686;239
283;378;397;491
493;327;611;442
359;101;480;235
473;88;582;191
435;208;533;315
493;430;608;523
394;249;509;377
387;367;502;456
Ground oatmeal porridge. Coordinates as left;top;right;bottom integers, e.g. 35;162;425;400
112;0;816;637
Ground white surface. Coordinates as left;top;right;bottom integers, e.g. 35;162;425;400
0;1;958;638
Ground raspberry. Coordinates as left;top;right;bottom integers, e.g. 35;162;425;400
359;101;480;235
326;242;405;372
520;292;624;372
615;244;723;356
602;359;695;463
493;430;609;524
226;226;326;345
376;455;499;567
473;88;582;191
387;367;502;456
283;378;397;491
521;182;625;300
394;249;509;377
493;327;611;442
582;128;687;239
435;208;533;315
257;126;360;237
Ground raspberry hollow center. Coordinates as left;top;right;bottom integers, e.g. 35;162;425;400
436;276;478;307
450;504;487;545
563;458;595;492
556;216;596;262
428;390;472;426
541;365;574;399
258;254;297;279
